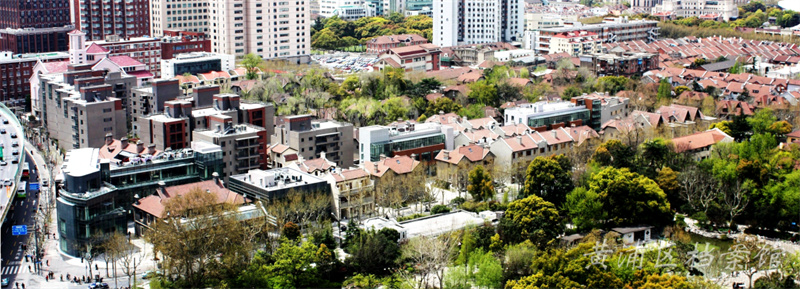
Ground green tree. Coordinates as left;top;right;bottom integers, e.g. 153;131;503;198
458;104;485;119
425;97;462;116
381;96;409;121
520;67;530;78
565;187;604;231
311;28;341;49
345;229;401;275
283;222;301;240
588;167;673;227
499;195;563;246
592;139;635;168
468;81;498;106
520;155;573;208
595;76;629;94
747;108;777;135
241;53;263;80
657;77;673;100
467;165;494;201
709;121;733;136
561;86;583;100
674;85;690;96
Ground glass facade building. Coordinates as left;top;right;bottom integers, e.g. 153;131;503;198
526;109;590;128
57;147;223;256
368;134;445;161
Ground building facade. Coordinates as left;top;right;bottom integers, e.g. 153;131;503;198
207;0;311;62
228;167;331;201
149;0;210;37
73;0;151;41
0;51;68;104
358;121;455;163
504;101;591;131
272;115;355;168
533;18;659;55
375;44;441;72
656;0;738;21
193;122;268;179
0;0;73;53
547;31;602;57
56;144;222;256
160;30;212;59
160;52;235;78
432;0;523;47
91;36;162;78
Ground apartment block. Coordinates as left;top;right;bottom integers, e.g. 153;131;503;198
33;31;154;148
160;30;212;59
579;50;660;76
655;0;738;21
325;167;374;219
571;93;630;131
504;101;590;131
358;121;455;163
193;121;268;179
207;0;311;62
534;18;659;55
149;0;210;37
433;0;523;47
73;0;150;41
0;51;68;104
90;36;162;78
0;26;74;54
135;87;275;151
547;31;602;57
57;143;222;256
0;0;73;53
160;52;235;78
320;0;367;18
272;115;354;168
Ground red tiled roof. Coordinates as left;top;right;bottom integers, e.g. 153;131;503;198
99;139;159;160
271;144;290;153
672;128;732;152
296;157;334;173
85;43;110;54
43;61;69;74
457;72;483;83
133;179;248;218
199;70;231;80
127;70;154;78
507;77;531;87
174;74;201;84
364;155;420;177
369;34;427;45
435;144;491;164
108;55;143;67
425;93;443;102
332;168;370;182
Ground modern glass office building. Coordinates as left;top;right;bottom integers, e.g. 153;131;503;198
57;145;222;256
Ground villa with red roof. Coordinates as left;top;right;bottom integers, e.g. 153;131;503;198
366;34;428;54
375;44;442;72
671;128;734;161
324;167;375;219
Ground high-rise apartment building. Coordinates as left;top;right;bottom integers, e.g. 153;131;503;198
0;0;74;53
73;0;151;41
432;0;523;47
207;0;311;62
272;115;354;168
150;0;210;37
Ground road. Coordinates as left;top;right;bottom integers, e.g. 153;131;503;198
1;151;35;287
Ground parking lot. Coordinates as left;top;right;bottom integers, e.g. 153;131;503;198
312;53;378;74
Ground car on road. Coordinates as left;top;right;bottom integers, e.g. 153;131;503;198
11;149;18;156
87;283;109;289
142;270;161;279
9;132;16;138
0;128;5;134
11;141;17;147
2;119;7;124
3;179;11;186
1;277;8;287
0;161;7;166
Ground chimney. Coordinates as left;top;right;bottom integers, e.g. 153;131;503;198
442;151;449;161
411;153;418;161
551;130;558;139
439;110;444;115
380;154;386;161
104;133;113;146
156;181;167;199
517;136;523;145
373;162;379;173
212;172;221;186
136;140;145;154
120;137;129;148
320;151;326;160
147;144;156;154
